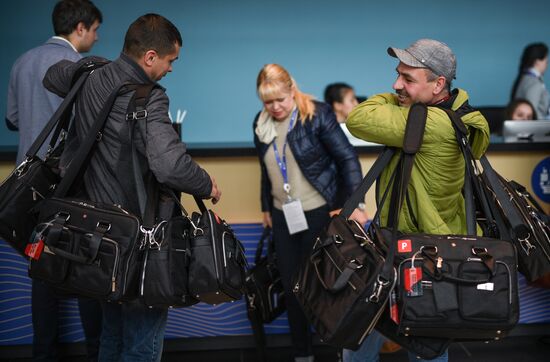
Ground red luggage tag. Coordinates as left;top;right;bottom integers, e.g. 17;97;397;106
389;289;399;324
25;238;44;260
404;267;422;297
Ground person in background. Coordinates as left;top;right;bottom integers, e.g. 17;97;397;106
324;82;359;123
44;13;221;361
324;83;375;147
5;1;102;360
253;64;366;362
345;38;490;362
505;98;536;120
510;42;549;120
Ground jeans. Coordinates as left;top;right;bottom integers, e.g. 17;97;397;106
272;205;331;358
31;280;102;362
343;331;449;362
98;301;168;362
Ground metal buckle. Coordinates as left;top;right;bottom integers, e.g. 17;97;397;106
96;221;111;233
126;110;148;121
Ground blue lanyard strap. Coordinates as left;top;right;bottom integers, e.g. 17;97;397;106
273;109;298;193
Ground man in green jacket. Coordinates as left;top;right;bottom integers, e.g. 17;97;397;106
344;39;490;362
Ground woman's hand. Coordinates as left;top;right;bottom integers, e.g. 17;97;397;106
263;211;272;228
349;208;369;226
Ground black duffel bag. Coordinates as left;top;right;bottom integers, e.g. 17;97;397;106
0;66;97;256
479;157;550;285
244;226;285;324
389;231;518;340
29;197;142;301
188;197;247;305
139;188;199;308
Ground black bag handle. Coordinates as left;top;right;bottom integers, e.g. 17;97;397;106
25;70;91;159
254;227;273;265
341;147;395;218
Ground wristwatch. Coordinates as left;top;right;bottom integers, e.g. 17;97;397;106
357;202;366;211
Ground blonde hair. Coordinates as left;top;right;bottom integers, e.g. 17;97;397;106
256;64;315;122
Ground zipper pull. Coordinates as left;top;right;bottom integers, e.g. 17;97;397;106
111;277;116;292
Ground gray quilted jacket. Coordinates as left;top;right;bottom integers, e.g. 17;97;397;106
43;54;212;214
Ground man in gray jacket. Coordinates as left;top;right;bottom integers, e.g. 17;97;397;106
44;13;221;361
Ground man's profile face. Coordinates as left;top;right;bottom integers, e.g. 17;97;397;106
150;43;181;81
392;62;438;106
79;20;100;53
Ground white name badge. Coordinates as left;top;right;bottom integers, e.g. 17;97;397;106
282;199;308;235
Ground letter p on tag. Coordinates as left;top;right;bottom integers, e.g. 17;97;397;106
398;239;412;253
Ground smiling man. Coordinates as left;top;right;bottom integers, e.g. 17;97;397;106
345;39;490;362
43;13;220;362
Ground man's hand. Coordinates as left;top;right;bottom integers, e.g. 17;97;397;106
263;211;272;228
209;176;221;204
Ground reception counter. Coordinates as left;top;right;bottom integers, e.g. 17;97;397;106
0;141;548;358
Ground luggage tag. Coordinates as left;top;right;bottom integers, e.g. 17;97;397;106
282;196;308;235
25;230;44;260
404;251;423;297
389;288;399;324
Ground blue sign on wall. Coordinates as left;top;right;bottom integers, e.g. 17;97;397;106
531;157;550;204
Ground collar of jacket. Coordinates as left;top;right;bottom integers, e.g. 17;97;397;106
117;53;165;90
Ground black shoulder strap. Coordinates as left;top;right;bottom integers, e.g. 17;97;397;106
54;82;129;197
379;103;428;282
125;84;156;218
25;72;90;159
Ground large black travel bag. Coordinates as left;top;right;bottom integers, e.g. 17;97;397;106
188;197;247;305
0;64;101;256
139;188;199;308
29;197;142;301
244;226;285;324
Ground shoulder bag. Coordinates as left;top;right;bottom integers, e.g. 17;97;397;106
0;61;103;256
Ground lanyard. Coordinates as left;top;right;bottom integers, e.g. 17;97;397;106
273;109;298;195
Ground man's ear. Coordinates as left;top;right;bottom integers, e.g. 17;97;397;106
143;50;157;67
75;21;86;36
433;76;447;95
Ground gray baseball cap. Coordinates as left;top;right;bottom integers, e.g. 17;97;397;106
388;39;456;82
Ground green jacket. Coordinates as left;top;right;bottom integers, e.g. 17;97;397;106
346;89;490;235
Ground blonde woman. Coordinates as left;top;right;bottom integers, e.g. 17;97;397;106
253;64;366;362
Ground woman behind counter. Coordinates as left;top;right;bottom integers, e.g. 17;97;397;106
253;64;365;361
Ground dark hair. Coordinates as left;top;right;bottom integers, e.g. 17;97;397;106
123;14;182;59
505;98;536;120
52;0;102;36
510;42;548;100
324;83;354;107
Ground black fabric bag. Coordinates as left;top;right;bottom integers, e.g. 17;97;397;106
389;231;518;339
292;104;431;351
244;226;285;324
187;197;247;305
28;83;154;302
479;157;550;284
244;227;285;362
139;188;199;308
0;65;99;256
28;197;142;301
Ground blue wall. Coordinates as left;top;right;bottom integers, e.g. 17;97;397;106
1;0;550;148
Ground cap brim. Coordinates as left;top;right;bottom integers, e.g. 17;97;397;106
387;47;425;68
